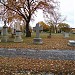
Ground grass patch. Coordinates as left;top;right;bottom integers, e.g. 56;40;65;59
0;33;75;50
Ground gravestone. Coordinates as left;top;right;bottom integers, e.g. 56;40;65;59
33;23;43;44
1;20;8;42
63;32;70;38
14;21;23;42
68;40;75;46
64;32;70;38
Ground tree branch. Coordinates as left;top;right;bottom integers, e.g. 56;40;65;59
0;1;28;21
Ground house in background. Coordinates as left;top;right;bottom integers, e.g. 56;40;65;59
71;28;75;34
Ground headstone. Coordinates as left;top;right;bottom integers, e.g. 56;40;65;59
63;32;70;38
68;40;75;46
14;21;23;42
14;30;23;42
33;23;43;44
1;20;8;42
65;33;69;38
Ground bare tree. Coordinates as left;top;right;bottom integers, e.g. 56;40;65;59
44;1;66;33
51;10;66;33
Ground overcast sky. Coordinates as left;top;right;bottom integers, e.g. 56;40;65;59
31;0;74;28
0;0;74;28
59;0;74;28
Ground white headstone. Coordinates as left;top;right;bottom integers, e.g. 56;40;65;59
65;33;69;37
14;20;23;42
63;32;70;38
68;40;75;46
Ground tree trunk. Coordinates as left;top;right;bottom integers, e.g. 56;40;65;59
26;22;31;37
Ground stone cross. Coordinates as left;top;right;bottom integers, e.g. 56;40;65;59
33;23;43;38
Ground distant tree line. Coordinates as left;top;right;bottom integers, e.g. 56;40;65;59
38;21;71;33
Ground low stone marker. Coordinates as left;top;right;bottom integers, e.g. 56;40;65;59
68;40;75;46
33;23;43;44
1;20;8;42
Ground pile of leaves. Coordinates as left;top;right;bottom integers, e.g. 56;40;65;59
0;57;75;74
0;34;75;50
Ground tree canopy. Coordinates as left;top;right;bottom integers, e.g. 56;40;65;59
38;21;49;32
0;0;58;37
58;23;70;32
